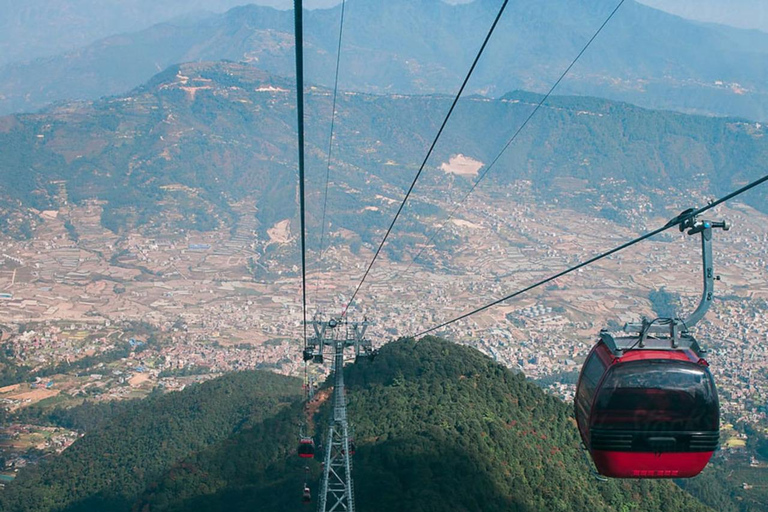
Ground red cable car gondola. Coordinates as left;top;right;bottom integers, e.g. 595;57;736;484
577;216;728;479
298;437;315;459
342;438;356;457
576;331;719;478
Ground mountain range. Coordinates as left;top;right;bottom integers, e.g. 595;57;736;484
1;61;766;246
1;0;767;120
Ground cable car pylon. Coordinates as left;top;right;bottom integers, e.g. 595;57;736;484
304;315;375;512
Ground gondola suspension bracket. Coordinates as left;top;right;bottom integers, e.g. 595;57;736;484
623;213;730;346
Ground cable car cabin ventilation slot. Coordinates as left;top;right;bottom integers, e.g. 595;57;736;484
591;432;633;451
591;430;719;452
689;432;720;451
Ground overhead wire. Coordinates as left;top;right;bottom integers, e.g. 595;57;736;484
294;0;308;347
314;0;347;305
341;0;511;318
415;173;768;337
396;0;627;278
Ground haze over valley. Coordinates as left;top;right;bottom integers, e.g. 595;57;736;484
0;1;767;511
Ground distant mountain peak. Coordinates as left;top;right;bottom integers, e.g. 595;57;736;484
0;0;766;119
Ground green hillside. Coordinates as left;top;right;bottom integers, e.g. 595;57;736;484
0;370;301;512
1;61;767;243
135;337;714;512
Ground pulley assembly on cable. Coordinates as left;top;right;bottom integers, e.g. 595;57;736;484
576;214;729;478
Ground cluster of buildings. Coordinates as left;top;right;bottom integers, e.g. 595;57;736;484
0;183;765;437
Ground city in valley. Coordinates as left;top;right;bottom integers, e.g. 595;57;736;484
0;178;766;475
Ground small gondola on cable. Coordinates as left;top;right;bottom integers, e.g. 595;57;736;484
576;214;729;478
342;438;356;457
300;464;312;504
298;436;315;459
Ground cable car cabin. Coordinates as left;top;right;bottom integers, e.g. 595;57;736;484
576;332;719;478
302;486;311;504
298;437;315;459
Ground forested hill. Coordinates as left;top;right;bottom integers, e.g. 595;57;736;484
0;370;301;512
135;337;713;512
1;62;767;241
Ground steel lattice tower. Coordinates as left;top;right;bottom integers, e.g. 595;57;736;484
318;337;355;512
303;316;374;512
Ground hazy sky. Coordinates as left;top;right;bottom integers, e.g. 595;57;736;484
635;0;768;32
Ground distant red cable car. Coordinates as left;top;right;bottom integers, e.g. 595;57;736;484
576;330;719;478
298;437;315;459
342;438;356;457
